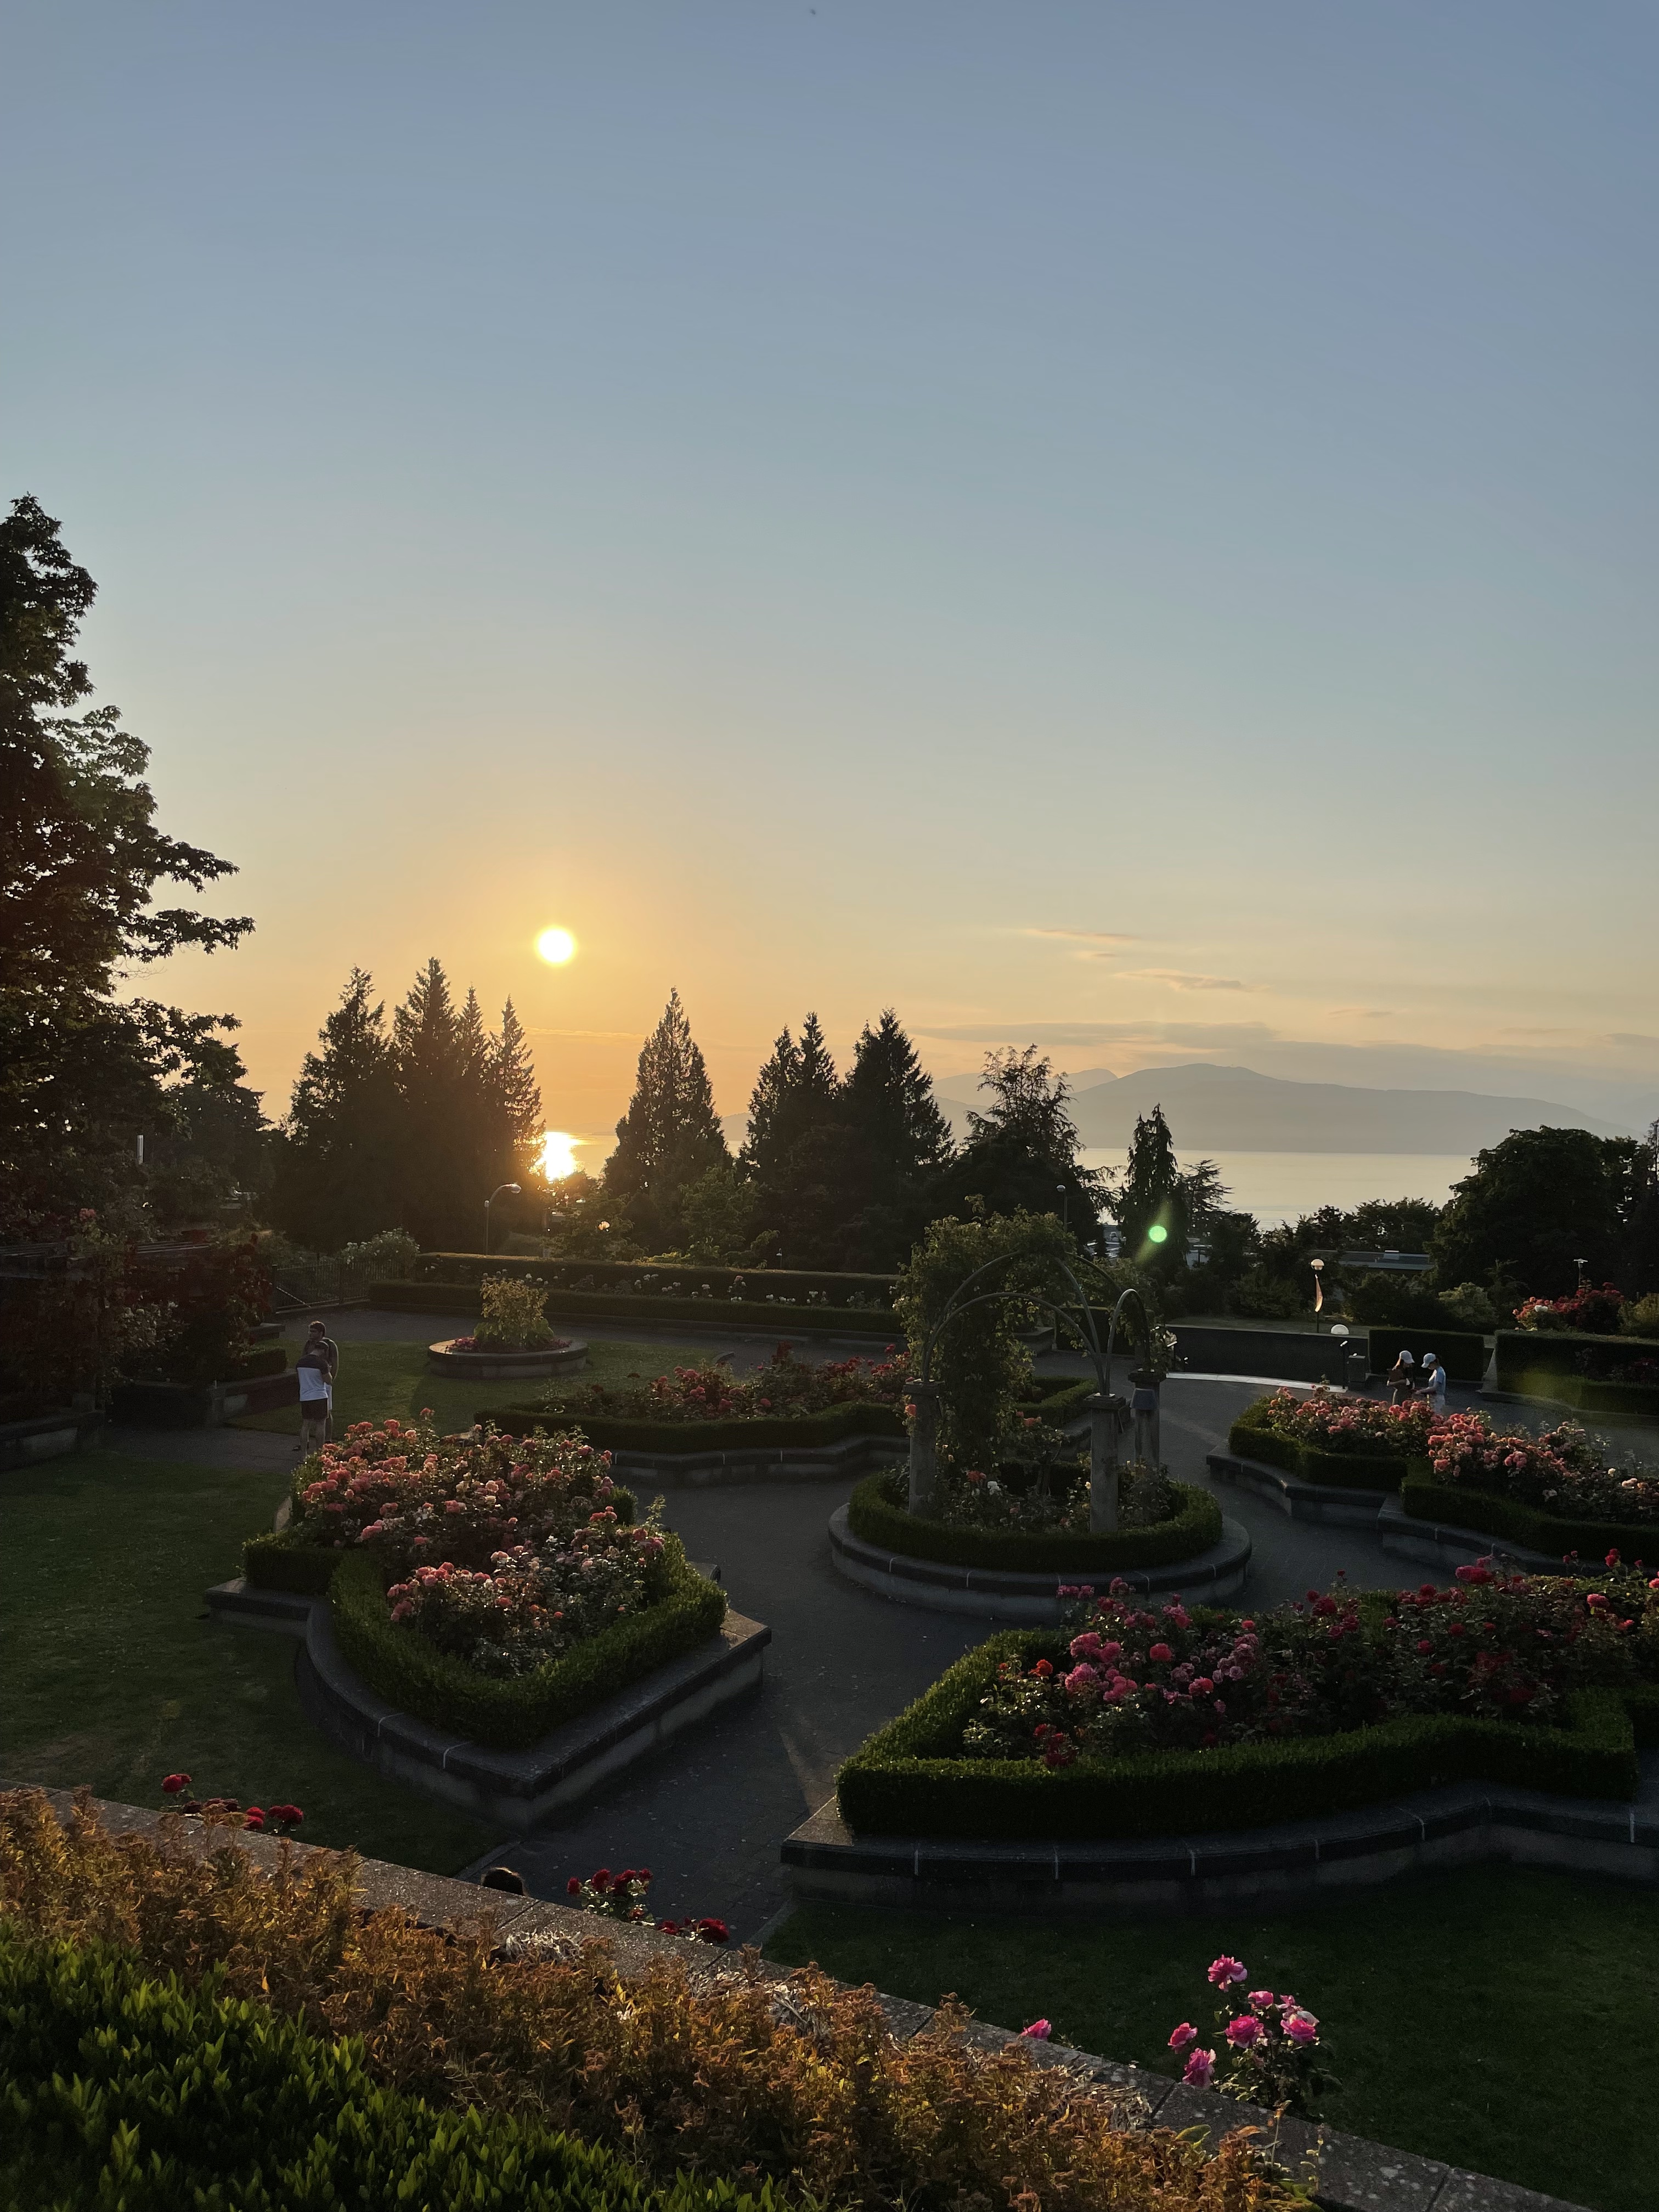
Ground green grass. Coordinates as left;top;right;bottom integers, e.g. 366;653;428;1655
235;1336;719;1437
0;1449;495;1874
766;1872;1657;2212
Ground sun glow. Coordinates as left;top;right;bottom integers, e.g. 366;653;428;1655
537;1129;581;1181
537;927;576;964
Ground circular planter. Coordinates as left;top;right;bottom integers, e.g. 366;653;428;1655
828;1503;1251;1622
426;1338;589;1381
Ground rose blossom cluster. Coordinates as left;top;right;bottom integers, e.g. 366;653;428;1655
1425;1412;1659;1526
962;1564;1659;1763
564;1863;729;1944
1169;1956;1327;2115
1253;1387;1433;1457
385;1505;667;1678
541;1342;907;1426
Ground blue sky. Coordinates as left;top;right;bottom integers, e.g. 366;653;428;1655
5;2;1656;1148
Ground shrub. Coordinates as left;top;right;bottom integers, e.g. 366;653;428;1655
0;1791;1302;2212
1516;1282;1627;1335
0;1930;785;2212
1424;1411;1659;1528
1228;1390;1425;1491
1166;1957;1329;2119
473;1271;560;1350
846;1469;1224;1575
541;1342;907;1426
1438;1280;1499;1329
1623;1291;1659;1338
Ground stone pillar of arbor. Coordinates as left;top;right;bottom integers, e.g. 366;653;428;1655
905;1379;941;1517
1130;1373;1163;1468
1086;1390;1121;1532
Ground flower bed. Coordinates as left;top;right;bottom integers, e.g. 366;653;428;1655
845;1466;1223;1575
1228;1390;1429;1490
836;1566;1659;1839
239;1418;725;1748
1401;1412;1659;1557
544;1344;907;1423
370;1280;896;1336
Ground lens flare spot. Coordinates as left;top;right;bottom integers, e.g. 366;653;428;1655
537;927;575;964
1147;1224;1169;1244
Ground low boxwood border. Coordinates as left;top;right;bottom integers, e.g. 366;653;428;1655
1494;1327;1659;1391
1227;1408;1413;1492
370;1282;898;1336
325;1539;726;1749
1400;1469;1659;1565
1502;1370;1659;1419
835;1630;1646;1840
487;1401;906;1454
845;1470;1223;1575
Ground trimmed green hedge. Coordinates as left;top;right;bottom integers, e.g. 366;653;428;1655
228;1345;289;1381
328;1541;727;1750
835;1630;1643;1839
422;1252;897;1306
845;1470;1223;1575
371;1281;899;1337
1494;1328;1659;1397
1227;1406;1414;1492
1497;1368;1659;1418
1400;1469;1659;1565
0;1932;781;2212
1364;1327;1488;1385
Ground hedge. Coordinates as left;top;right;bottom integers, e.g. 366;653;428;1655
834;1630;1644;1840
1494;1328;1659;1391
1227;1405;1417;1492
845;1470;1223;1575
0;1931;778;2212
327;1541;727;1749
484;1378;1093;1458
1496;1368;1659;1419
228;1344;289;1381
1364;1327;1488;1385
421;1252;898;1306
1400;1469;1659;1566
371;1281;900;1337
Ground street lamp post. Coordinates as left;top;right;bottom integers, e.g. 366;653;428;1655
484;1183;522;1256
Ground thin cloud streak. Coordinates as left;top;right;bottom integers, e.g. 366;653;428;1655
1116;969;1256;992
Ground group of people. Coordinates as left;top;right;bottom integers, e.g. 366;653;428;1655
1385;1346;1447;1409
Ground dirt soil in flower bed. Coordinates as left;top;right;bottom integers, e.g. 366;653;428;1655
766;1861;1659;2212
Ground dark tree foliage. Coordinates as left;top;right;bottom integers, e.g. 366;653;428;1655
272;964;543;1252
926;1047;1100;1237
604;990;727;1251
0;496;253;1231
1432;1126;1645;1300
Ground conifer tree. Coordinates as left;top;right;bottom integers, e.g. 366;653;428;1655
1110;1102;1188;1267
842;1010;953;1192
272;970;402;1247
494;998;543;1153
742;1028;802;1186
605;990;727;1249
393;958;469;1249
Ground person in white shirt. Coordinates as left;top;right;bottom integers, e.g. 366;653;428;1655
1418;1353;1447;1411
296;1344;332;1453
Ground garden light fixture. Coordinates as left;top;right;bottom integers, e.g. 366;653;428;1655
484;1182;522;1256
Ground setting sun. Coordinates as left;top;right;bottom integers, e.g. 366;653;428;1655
536;1129;581;1180
536;927;575;965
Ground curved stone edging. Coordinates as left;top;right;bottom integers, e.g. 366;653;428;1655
1376;1498;1585;1576
609;1431;906;1488
1206;1448;1393;1528
427;1338;589;1379
827;1504;1251;1623
781;1759;1659;1918
204;1576;769;1830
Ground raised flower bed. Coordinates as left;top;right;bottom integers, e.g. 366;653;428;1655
1225;1390;1430;1492
426;1275;590;1381
1397;1410;1659;1561
831;1565;1659;1846
225;1419;749;1794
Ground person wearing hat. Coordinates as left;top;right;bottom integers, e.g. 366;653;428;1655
1386;1347;1416;1406
1417;1352;1447;1411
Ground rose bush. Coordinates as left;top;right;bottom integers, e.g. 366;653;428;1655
1426;1412;1659;1527
1169;1957;1330;2117
1516;1283;1626;1335
1247;1388;1432;1458
935;1454;1175;1537
541;1342;907;1425
961;1563;1659;1765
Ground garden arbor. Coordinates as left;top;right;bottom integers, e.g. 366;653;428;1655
905;1259;1160;1532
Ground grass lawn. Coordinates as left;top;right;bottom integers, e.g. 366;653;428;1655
766;1875;1656;2212
0;1448;496;1874
235;1335;718;1438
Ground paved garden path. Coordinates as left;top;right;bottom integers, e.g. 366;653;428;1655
98;1316;1581;1940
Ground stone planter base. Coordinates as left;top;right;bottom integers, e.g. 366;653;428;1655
827;1504;1251;1623
1376;1498;1572;1575
606;1431;906;1489
427;1339;588;1380
205;1577;769;1831
781;1763;1659;1918
1206;1449;1393;1528
0;1408;104;1470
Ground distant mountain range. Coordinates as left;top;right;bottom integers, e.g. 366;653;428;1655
933;1062;1628;1155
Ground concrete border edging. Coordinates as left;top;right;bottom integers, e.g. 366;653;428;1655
2;1784;1594;2212
607;1431;907;1488
0;1408;105;1469
780;1764;1659;1918
1375;1500;1578;1577
828;1503;1251;1623
1206;1449;1391;1529
205;1578;770;1831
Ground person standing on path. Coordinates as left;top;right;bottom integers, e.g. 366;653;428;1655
296;1340;331;1454
304;1319;340;1440
1417;1352;1447;1412
1386;1347;1416;1406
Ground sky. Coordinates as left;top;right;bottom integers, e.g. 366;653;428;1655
5;2;1657;1163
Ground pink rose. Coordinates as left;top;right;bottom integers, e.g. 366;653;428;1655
1020;2018;1052;2040
1182;2047;1216;2087
1282;2011;1319;2046
1207;1955;1248;1988
1168;2022;1198;2051
1225;2015;1263;2047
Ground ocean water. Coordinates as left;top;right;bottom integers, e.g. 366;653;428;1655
1077;1149;1472;1229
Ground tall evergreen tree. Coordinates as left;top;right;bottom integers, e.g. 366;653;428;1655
1110;1103;1188;1266
842;1011;953;1193
605;990;727;1249
494;998;543;1154
742;1028;802;1186
272;969;402;1248
393;958;470;1249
